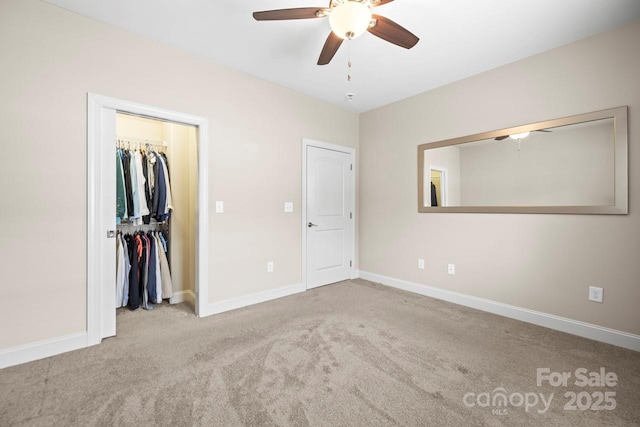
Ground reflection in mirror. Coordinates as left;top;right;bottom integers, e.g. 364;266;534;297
418;107;627;214
428;166;447;207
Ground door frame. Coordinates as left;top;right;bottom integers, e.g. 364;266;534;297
428;165;447;207
87;93;209;345
301;138;356;290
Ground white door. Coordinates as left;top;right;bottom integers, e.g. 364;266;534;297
306;145;354;289
97;107;117;339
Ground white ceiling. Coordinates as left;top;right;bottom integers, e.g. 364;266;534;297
44;0;640;113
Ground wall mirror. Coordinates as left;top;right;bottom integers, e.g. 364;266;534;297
418;106;628;214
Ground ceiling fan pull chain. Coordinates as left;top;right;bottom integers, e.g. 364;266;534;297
347;40;352;81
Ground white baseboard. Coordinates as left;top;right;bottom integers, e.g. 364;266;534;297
359;271;640;352
170;289;196;306
201;282;305;317
0;332;89;369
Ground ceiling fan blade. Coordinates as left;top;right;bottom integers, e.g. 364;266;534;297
368;14;419;49
318;32;343;65
253;7;325;21
495;135;509;141
372;0;395;6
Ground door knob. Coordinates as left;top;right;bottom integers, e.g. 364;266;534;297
308;222;318;228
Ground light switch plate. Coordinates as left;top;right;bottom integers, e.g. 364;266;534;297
215;201;224;213
448;263;455;275
284;202;293;213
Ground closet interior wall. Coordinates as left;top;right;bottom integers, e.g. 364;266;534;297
116;113;198;306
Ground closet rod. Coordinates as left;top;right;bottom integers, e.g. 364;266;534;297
117;222;169;231
116;135;167;147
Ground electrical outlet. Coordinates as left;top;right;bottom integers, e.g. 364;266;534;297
267;261;274;273
215;201;224;213
589;286;603;303
418;259;425;270
284;202;293;213
448;263;455;275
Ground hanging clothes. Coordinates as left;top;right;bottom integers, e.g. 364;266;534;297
149;151;172;222
147;232;158;304
159;153;173;216
134;150;150;220
116;141;174;312
117;230;173;310
129;152;141;225
115;233;130;308
126;234;140;310
431;181;438;207
116;147;173;225
122;150;134;218
116;150;127;224
139;232;153;310
155;231;173;300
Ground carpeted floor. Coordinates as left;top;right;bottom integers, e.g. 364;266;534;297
1;279;639;426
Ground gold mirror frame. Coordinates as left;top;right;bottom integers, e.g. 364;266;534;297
418;106;628;214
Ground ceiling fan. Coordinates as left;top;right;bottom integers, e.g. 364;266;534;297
253;0;419;65
494;129;552;141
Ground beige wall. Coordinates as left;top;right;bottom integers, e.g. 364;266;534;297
0;0;358;350
360;19;640;335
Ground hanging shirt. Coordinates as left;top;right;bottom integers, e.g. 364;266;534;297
121;235;130;308
116;150;127;223
153;232;163;303
115;233;127;308
122;151;134;218
129;151;141;225
159;154;173;217
127;234;140;310
146;152;156;203
135;151;150;218
158;231;168;253
140;233;153;310
147;232;158;304
155;232;173;299
153;155;167;222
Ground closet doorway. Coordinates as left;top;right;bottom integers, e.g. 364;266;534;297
88;94;209;346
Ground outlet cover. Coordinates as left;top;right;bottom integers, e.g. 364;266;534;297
589;286;603;303
215;201;224;213
418;259;425;270
284;202;293;213
448;263;455;275
267;261;274;273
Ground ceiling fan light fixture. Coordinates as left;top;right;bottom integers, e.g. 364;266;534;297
509;131;530;140
329;1;372;40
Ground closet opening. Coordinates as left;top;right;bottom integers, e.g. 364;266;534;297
115;113;198;322
87;93;210;346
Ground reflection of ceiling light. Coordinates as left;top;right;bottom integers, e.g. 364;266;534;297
329;1;373;40
509;131;530;140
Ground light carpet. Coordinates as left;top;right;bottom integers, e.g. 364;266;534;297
1;279;639;426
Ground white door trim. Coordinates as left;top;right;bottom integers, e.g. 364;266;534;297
301;138;356;291
87;93;209;346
